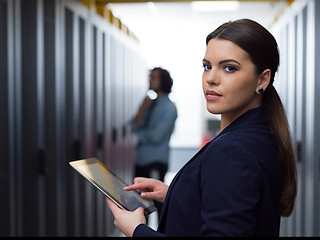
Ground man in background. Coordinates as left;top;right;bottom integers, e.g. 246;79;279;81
130;67;177;220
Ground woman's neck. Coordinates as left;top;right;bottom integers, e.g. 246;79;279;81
220;104;261;131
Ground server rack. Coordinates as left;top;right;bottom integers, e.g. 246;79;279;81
272;0;320;236
0;0;148;236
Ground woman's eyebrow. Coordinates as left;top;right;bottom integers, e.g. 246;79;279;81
219;59;241;65
203;58;240;66
202;59;210;64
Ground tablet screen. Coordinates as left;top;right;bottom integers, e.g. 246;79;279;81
69;158;156;216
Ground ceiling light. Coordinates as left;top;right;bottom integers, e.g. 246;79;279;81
191;1;239;12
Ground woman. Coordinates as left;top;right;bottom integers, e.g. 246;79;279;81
107;19;297;237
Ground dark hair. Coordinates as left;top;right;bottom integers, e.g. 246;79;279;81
151;67;173;93
206;19;297;217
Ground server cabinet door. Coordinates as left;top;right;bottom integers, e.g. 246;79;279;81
0;0;10;236
43;0;60;236
19;0;43;235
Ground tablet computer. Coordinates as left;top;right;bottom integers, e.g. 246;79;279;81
69;158;156;216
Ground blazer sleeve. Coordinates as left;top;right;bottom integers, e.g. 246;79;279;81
200;138;262;236
133;224;166;237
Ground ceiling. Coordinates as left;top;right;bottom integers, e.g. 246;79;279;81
98;0;283;3
107;1;287;34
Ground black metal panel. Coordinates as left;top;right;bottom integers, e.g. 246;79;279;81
43;0;59;236
102;32;115;236
64;7;77;236
92;25;101;236
77;16;87;236
109;36;123;176
313;0;320;234
0;0;9;236
20;0;40;236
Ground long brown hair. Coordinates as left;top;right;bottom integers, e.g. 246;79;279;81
206;19;297;217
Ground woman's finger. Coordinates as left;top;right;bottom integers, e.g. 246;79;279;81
123;183;141;191
124;178;153;192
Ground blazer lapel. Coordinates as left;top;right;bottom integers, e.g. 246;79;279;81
157;139;215;231
162;127;228;202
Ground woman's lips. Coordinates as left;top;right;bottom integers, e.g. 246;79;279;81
205;90;222;101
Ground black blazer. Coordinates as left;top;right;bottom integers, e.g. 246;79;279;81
134;107;282;237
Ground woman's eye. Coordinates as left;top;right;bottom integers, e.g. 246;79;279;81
203;64;212;71
224;65;238;73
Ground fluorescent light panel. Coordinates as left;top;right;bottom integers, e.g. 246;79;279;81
191;1;239;12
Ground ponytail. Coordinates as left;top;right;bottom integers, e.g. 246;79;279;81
263;85;297;217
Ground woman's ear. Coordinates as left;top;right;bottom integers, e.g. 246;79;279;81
256;69;271;94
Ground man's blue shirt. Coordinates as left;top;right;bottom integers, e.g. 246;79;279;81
130;94;177;166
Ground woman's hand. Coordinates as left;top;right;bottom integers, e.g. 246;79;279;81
106;198;146;237
124;177;169;203
106;177;168;236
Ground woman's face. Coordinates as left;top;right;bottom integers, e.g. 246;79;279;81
202;39;263;120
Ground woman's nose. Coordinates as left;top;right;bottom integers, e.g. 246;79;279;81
205;68;219;85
